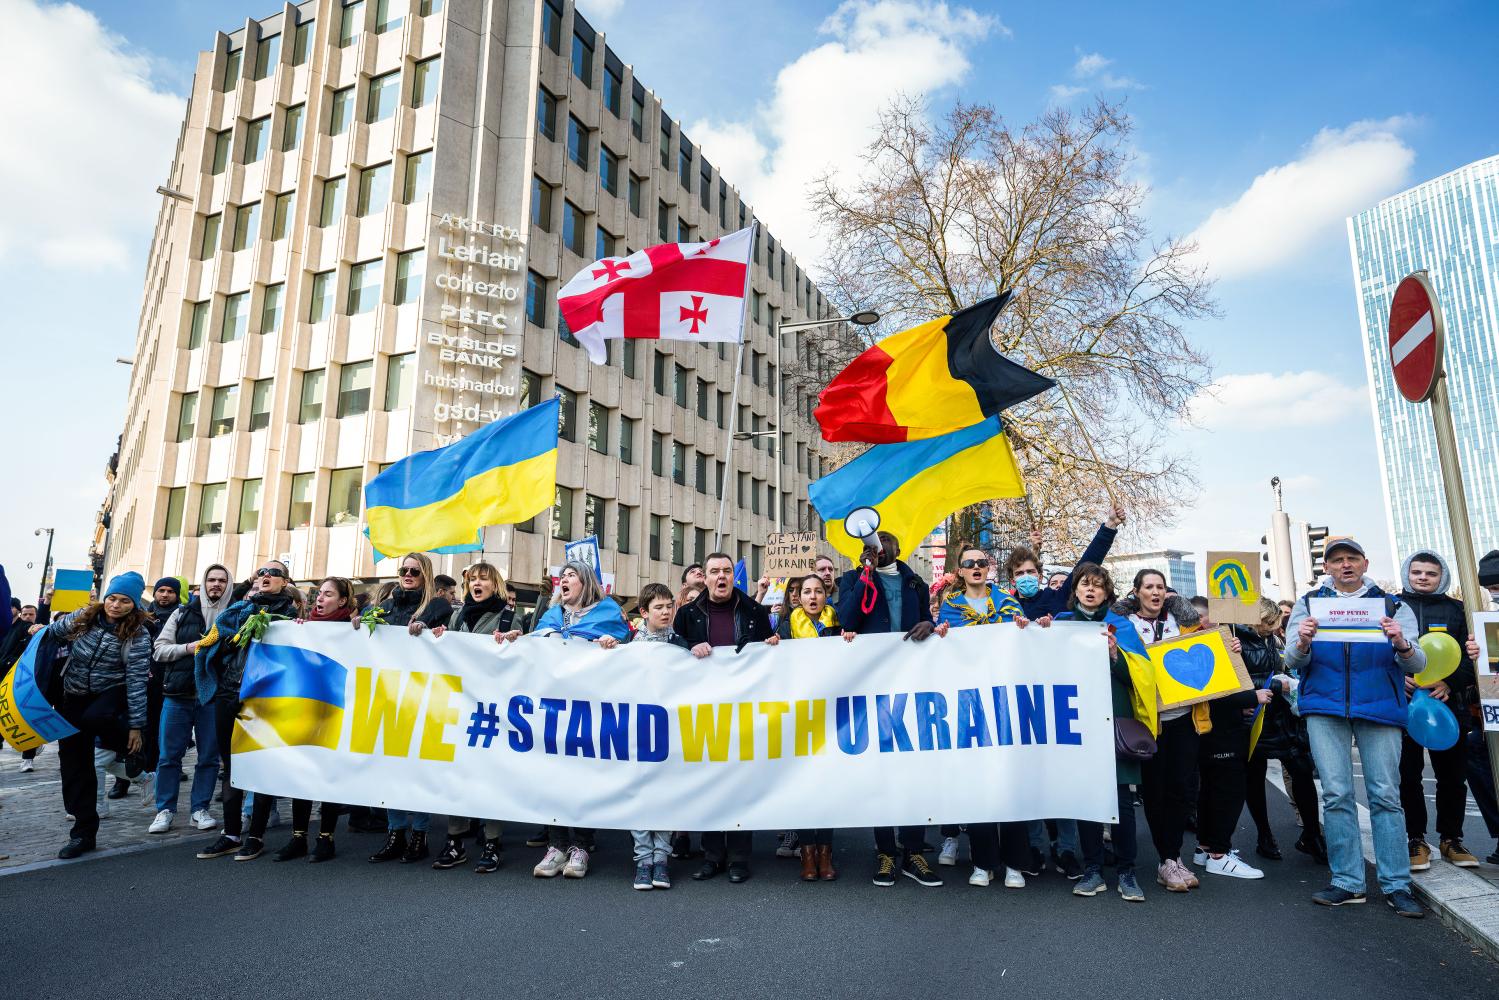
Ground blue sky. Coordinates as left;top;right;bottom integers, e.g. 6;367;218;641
3;0;1496;597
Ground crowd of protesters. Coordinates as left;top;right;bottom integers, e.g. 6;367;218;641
6;514;1499;920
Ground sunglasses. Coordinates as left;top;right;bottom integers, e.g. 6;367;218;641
959;559;990;569
399;566;423;577
256;567;286;579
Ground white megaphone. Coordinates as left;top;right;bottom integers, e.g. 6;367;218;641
846;506;882;556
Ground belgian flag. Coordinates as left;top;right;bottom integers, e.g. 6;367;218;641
814;292;1055;443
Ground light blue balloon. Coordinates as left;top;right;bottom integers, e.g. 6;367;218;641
1406;689;1459;751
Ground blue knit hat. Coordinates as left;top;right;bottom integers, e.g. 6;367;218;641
103;572;146;609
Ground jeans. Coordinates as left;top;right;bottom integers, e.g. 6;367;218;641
1141;714;1199;864
155;696;219;815
1306;714;1410;895
387;809;429;833
1400;730;1468;840
1027;818;1080;858
631;830;671;865
1079;785;1139;874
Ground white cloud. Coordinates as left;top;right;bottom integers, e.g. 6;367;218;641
0;1;183;269
1049;50;1142;103
1185;370;1369;432
688;0;1002;260
577;0;626;19
1188;117;1416;279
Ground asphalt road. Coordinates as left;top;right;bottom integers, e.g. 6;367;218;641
6;791;1495;1000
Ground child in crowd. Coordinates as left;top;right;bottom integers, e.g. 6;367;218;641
627;583;693;890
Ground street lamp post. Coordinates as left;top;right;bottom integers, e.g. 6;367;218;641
34;527;55;606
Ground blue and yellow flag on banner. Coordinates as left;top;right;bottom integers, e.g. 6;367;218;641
233;643;348;754
365;399;559;555
808;415;1025;562
0;632;79;752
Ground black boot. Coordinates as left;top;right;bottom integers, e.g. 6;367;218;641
369;829;406;863
58;836;96;860
310;834;336;863
274;833;309;862
107;778;130;800
401;830;429;863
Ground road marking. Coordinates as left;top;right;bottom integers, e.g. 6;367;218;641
1391;311;1434;366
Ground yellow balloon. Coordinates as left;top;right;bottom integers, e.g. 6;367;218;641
1413;631;1460;686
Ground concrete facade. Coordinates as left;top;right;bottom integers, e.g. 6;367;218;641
103;0;840;598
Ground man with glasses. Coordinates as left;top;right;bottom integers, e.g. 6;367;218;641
193;560;299;861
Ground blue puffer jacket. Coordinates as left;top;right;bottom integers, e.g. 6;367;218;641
1292;583;1411;727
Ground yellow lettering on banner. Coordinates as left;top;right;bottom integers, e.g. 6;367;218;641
794;699;827;757
677;704;732;762
419;673;462;762
758;701;791;760
349;667;426;757
738;702;755;761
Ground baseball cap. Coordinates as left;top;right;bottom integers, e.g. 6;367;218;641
1324;537;1365;559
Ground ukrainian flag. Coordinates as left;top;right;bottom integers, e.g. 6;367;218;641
364;398;559;555
1107;611;1158;736
814;293;1056;444
808;415;1025;562
51;569;95;614
233;643;348;754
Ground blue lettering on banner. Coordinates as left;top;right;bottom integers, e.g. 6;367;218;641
637;704;669;762
565;700;595;757
507;695;534;752
876;693;914;753
991;686;1014;746
599;703;629;760
1015;685;1047;745
913;691;951;751
1053;684;1081;745
836;695;869;755
955;688;992;748
539;697;566;754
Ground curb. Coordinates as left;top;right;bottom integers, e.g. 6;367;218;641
1407;859;1499;962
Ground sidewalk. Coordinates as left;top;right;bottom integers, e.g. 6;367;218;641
1;744;219;874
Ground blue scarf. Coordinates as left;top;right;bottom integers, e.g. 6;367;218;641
536;600;631;641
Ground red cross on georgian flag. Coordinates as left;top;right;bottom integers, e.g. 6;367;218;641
556;225;755;363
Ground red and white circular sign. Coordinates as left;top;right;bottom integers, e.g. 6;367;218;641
1387;272;1445;403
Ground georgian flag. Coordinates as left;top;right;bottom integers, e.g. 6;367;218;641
557;225;754;363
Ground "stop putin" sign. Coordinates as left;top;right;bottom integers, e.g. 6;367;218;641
1387;272;1446;403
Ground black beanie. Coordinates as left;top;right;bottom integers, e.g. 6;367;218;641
154;576;182;597
1480;549;1499;588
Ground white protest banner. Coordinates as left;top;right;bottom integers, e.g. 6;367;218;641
1308;597;1389;644
230;621;1118;830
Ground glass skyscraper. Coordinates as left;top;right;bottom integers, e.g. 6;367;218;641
1347;154;1499;576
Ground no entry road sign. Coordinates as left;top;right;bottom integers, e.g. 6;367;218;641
1387;272;1445;403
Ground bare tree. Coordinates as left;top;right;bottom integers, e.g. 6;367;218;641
803;97;1216;560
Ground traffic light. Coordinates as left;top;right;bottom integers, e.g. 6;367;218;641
1307;525;1330;576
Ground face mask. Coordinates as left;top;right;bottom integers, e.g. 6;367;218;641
1016;575;1041;598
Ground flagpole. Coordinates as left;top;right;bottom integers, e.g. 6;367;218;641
714;223;758;552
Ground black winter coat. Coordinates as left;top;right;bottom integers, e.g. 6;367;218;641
673;589;775;649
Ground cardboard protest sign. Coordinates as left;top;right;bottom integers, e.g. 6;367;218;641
765;531;819;577
1205;551;1262;625
1146;626;1253;711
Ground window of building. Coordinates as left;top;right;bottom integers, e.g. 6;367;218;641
525;270;547;326
518;368;541;409
356;162;391;216
220;291;249;342
599;144;619;196
649;514;662;560
678;137;692;189
719;180;728;228
163;487;187;539
222;48;243;90
259;283;284;334
326;467;363;525
339;1;364;47
199;213;221;259
562;200;585;256
402;149;432;204
566;115;588;169
393;249;423;305
627;173;643;217
586;401;609;454
673;363;688;407
298;369;325;423
330;87;354;135
231;202;259;251
291;21;312;64
631;90;645;140
603;65;622;116
249;378;273;431
621;341;637;378
556;386;577;442
650;431;664;476
317;176;345;227
584;493;605;541
536;87;557;140
552;487;574;541
531;176;554;231
374;0;402;34
346;258;383;314
280;104;304;153
210;130;231;174
208;385;237;437
618;415;635;464
288;472;315;528
572;32;593;84
242;116;269;164
411;56;440;108
672;442;686;485
308;269;335;322
660;120;671;169
700;162;712;211
542;0;562;53
616;504;632;554
383;352;413;409
238;478;263;531
657;200;670;242
677;219;692;243
670;520;685;566
653;351;667;395
367;71;399;123
596;227;618;261
175;391;198;442
695;451;708;494
253;33;280;80
187;300;210;349
337;360;373;417
696;377;710;419
270;191;295;240
420;0;444;16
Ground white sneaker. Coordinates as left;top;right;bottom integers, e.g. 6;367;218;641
968;866;993;886
136;772;157;810
563;846;590;878
533;846;567;877
938;836;960;866
1204;850;1263;880
1192;847;1208;866
1004;867;1026;888
19;758;34;772
191;809;219;831
149;810;175;834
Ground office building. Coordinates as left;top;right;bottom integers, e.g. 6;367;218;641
1104;550;1198;598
